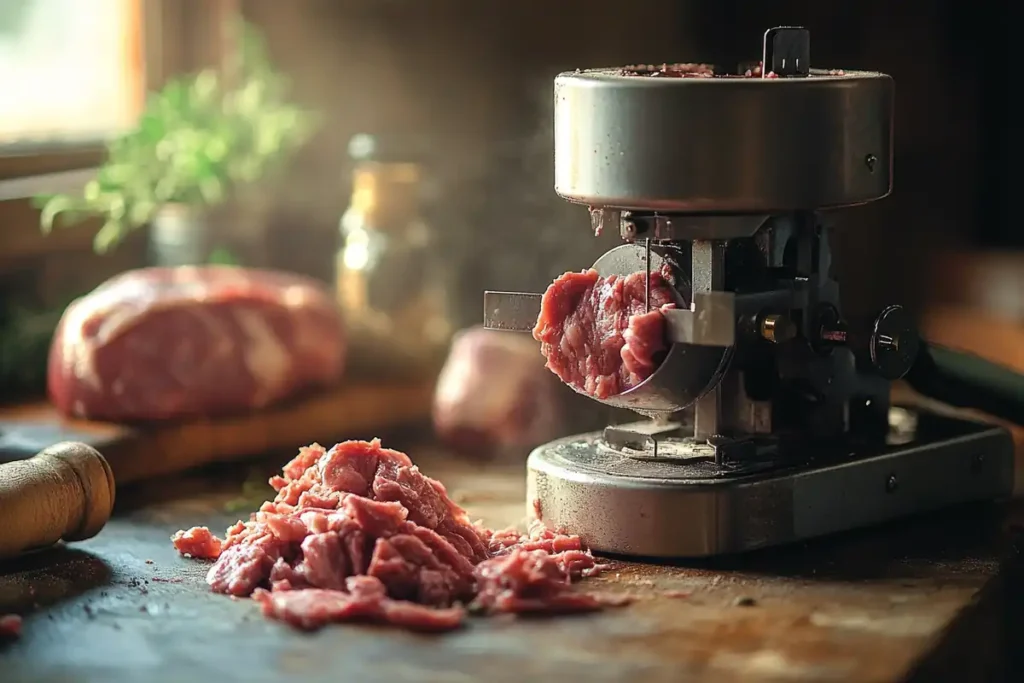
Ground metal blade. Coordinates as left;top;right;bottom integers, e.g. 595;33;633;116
661;292;736;347
483;291;542;332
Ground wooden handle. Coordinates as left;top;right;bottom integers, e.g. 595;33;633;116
0;442;116;559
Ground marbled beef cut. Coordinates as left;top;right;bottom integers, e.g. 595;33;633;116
533;269;675;399
48;266;345;421
173;439;628;632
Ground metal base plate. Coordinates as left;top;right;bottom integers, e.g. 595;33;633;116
526;409;1015;558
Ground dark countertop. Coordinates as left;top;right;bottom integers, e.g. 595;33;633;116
2;442;1023;683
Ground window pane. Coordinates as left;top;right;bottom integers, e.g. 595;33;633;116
0;0;141;148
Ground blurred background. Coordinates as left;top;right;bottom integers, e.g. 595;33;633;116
0;0;1019;458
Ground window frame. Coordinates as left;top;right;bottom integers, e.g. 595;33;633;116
0;0;236;193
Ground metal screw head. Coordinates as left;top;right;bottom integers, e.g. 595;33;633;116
885;474;898;493
865;154;877;173
971;453;985;473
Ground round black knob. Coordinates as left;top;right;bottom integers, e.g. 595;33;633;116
815;304;920;380
866;305;919;380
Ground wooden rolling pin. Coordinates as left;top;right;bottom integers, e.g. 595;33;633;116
0;442;115;559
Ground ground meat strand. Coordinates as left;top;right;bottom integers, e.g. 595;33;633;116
173;439;626;632
618;62;844;78
252;577;465;632
473;549;623;614
532;269;675;398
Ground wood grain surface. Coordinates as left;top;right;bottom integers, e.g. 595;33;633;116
0;380;434;485
0;440;1021;683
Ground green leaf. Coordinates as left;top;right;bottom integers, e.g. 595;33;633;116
198;177;225;204
97;163;135;187
33;20;318;255
107;195;127;220
39;195;81;233
192;70;220;102
208;247;240;265
83;180;102;202
31;193;55;209
136;112;167;144
128;200;157;227
93;219;125;253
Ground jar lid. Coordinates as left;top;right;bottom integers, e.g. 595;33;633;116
347;133;429;163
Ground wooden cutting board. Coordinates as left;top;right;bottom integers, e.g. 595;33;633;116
0;380;435;485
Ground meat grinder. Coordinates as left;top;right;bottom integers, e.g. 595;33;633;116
482;27;1020;558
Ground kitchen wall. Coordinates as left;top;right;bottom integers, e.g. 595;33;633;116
685;0;998;317
0;0;1010;325
235;0;1002;330
236;0;695;330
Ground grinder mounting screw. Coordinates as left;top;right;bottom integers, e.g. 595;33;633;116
865;154;878;173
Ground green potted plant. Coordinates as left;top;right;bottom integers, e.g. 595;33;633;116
34;21;317;266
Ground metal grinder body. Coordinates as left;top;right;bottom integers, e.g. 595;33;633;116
484;28;1017;558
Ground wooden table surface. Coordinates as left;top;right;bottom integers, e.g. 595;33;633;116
2;431;1023;683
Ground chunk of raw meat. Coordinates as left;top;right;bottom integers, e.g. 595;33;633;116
0;614;22;638
171;526;222;559
433;326;563;455
533;269;675;398
48;266;345;421
473;549;607;614
173;439;625;632
252;577;465;632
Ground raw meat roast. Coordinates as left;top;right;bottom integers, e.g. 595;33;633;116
533;269;675;399
173;439;627;632
48;266;345;422
433;326;563;455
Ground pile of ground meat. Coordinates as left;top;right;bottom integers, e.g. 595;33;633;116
173;439;626;632
619;62;846;79
532;269;675;399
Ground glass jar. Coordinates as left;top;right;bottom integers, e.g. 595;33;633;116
336;134;451;368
